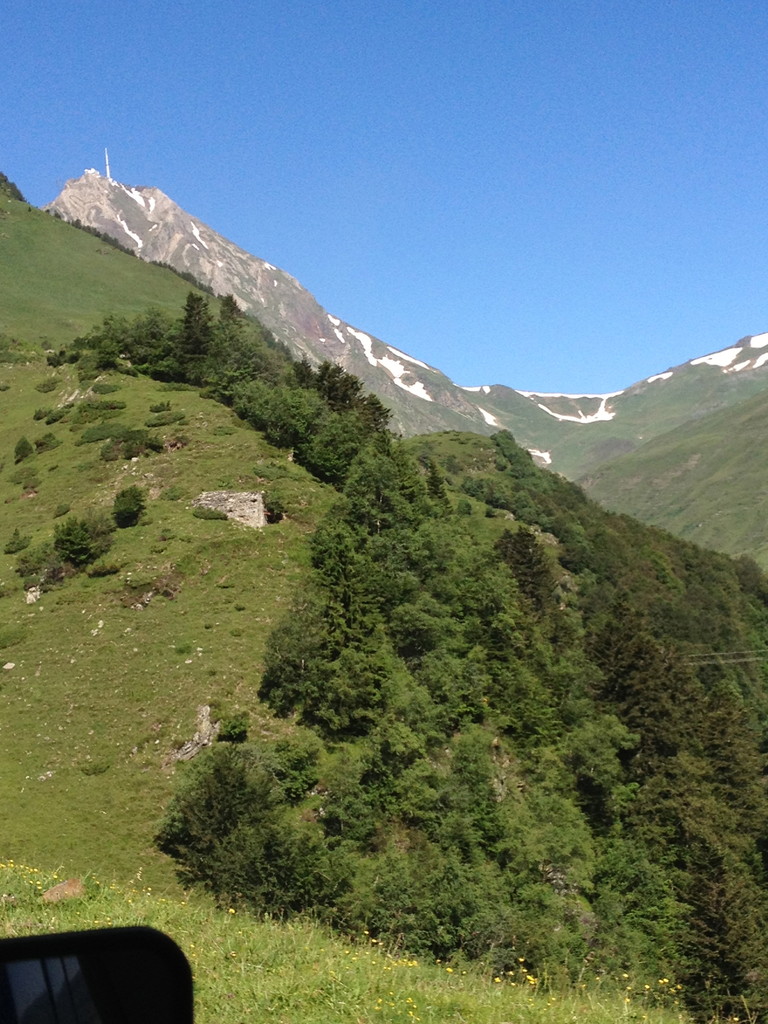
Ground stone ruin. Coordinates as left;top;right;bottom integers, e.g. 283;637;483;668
192;490;266;528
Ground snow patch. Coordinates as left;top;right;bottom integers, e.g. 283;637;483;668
529;449;552;465
149;223;158;232
387;346;430;370
754;352;768;369
729;359;752;373
750;333;768;348
459;385;483;392
190;222;209;250
395;378;433;401
348;328;377;366
327;314;341;326
379;354;406;379
477;406;499;426
333;328;346;344
517;389;622;400
273;279;278;287
535;395;617;424
117;216;143;250
691;347;743;368
216;259;223;267
148;196;156;214
84;168;99;176
647;371;673;383
120;184;146;207
263;262;275;271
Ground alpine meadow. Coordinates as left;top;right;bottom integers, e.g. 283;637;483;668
3;173;768;1024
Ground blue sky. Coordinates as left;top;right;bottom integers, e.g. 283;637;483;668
5;0;768;393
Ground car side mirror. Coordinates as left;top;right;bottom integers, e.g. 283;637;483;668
0;926;193;1023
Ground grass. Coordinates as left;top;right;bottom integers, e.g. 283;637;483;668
0;861;694;1024
0;358;335;888
0;195;208;350
582;387;768;566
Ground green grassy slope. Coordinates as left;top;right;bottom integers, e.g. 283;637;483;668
581;387;768;565
0;359;335;887
0;862;692;1024
477;364;768;480
0;194;207;349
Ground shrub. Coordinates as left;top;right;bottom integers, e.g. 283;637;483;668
53;511;114;568
10;466;40;491
16;542;66;588
145;411;187;427
34;433;61;453
14;436;33;463
92;382;120;394
53;503;70;518
35;378;58;393
45;406;72;425
218;712;250;743
113;485;146;528
4;528;31;554
149;401;171;413
33;408;51;421
86;562;121;578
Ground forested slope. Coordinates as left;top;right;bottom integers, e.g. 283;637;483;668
4;277;768;1022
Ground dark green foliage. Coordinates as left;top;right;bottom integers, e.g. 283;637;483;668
0;172;25;202
14;436;33;463
33;408;51;421
156;744;347;912
34;433;61;453
144;410;186;427
34;378;58;393
53;511;114;568
113;485;146;528
159;425;768;1019
4;528;30;554
217;711;249;743
97;428;163;461
44;406;72;425
15;542;66;589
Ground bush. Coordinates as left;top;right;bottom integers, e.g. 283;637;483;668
53;503;70;518
34;433;61;453
33;408;51;421
218;712;249;743
113;485;146;528
35;378;58;393
45;406;72;425
14;436;33;463
16;542;66;588
145;411;187;427
53;511;114;567
4;528;31;554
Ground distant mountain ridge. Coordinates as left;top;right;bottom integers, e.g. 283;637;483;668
47;171;768;479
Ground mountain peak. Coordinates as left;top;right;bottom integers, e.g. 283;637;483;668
45;173;768;477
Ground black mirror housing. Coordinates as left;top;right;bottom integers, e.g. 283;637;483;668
0;926;193;1023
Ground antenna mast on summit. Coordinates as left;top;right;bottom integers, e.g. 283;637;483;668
105;148;111;180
